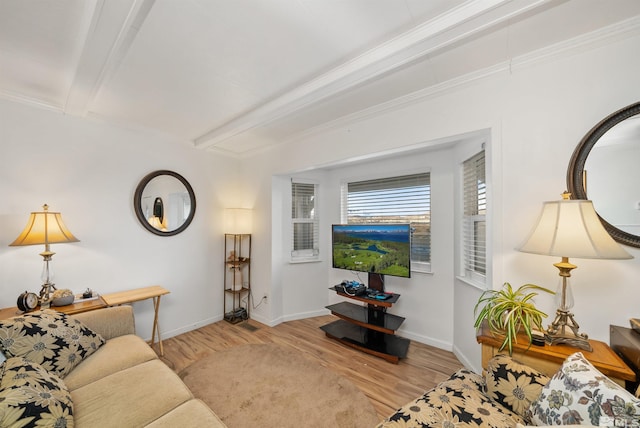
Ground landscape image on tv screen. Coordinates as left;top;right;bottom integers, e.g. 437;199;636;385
332;224;411;278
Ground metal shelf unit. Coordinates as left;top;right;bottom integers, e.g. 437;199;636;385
223;233;251;323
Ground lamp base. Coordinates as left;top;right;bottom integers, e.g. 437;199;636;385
545;308;592;351
39;281;57;307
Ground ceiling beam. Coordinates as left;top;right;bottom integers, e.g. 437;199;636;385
194;0;551;150
64;0;155;116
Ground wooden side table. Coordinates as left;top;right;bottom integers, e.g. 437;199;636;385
102;285;170;355
477;321;636;387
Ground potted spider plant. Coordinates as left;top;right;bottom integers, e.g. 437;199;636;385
474;282;554;355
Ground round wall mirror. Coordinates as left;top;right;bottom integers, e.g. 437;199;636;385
567;101;640;248
134;170;196;236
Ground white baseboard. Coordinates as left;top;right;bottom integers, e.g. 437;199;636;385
452;344;479;373
283;308;330;323
156;315;222;341
250;312;279;327
396;329;452;352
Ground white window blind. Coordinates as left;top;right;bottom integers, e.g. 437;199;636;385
463;150;486;283
342;173;430;267
291;181;319;259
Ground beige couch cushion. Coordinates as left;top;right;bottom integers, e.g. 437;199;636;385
72;359;193;428
146;399;227;427
64;334;157;390
71;306;135;340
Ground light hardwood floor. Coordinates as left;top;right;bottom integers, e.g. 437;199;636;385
159;315;464;420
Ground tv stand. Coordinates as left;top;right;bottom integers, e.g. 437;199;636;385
320;285;410;363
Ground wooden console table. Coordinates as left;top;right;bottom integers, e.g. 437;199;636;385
102;285;170;356
477;321;635;387
0;285;170;356
321;286;409;363
0;296;107;320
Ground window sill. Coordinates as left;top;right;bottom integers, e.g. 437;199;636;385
456;275;487;291
289;258;322;264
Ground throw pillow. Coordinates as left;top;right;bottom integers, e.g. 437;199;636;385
485;353;550;421
0;356;74;427
0;309;105;377
529;351;640;426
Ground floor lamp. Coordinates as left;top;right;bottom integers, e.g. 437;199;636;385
10;204;80;307
518;193;632;351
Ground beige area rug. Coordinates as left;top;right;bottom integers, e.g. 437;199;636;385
179;343;380;428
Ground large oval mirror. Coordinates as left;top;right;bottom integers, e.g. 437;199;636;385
134;170;196;236
567;101;640;248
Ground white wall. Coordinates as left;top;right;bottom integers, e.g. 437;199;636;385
243;29;640;371
0;100;240;341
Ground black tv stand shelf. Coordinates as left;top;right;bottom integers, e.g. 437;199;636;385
321;286;410;363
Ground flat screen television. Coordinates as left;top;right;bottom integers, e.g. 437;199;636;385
332;224;411;291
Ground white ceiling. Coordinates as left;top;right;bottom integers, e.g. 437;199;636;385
2;0;640;157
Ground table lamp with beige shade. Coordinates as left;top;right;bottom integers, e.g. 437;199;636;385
9;204;79;307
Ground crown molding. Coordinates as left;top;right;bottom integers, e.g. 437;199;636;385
0;89;63;113
194;0;550;150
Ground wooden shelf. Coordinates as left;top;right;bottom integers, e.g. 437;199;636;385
224;287;250;294
329;286;399;307
223;234;251;324
320;320;409;363
326;302;404;335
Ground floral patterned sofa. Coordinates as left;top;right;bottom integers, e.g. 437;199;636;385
377;352;640;427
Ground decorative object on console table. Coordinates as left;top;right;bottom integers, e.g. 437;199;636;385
50;288;74;306
9;204;80;308
518;192;633;351
473;282;553;355
321;286;409;363
223;208;252;324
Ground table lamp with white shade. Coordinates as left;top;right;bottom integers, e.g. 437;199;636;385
518;192;632;351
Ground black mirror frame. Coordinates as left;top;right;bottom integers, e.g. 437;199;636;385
134;170;196;237
567;101;640;248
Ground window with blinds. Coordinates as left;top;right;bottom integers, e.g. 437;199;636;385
342;172;431;269
462;150;486;284
291;181;319;260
